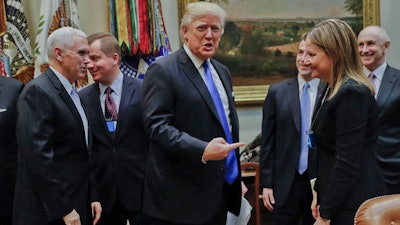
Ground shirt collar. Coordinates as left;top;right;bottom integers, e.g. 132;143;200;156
99;71;123;96
183;44;207;70
50;66;74;94
363;62;387;81
297;74;320;92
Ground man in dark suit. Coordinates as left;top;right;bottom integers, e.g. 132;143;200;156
260;36;326;225
142;2;244;225
0;76;23;225
358;25;400;194
14;27;101;225
79;32;149;225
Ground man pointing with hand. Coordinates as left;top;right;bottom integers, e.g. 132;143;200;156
141;2;245;225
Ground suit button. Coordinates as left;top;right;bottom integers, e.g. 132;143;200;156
83;184;88;190
112;149;116;152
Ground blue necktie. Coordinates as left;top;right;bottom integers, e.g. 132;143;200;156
70;87;89;148
299;82;310;174
203;61;238;184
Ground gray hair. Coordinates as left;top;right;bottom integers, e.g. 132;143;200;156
47;27;87;60
362;25;390;44
180;2;227;31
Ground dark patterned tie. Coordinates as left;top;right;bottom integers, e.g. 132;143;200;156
105;87;118;121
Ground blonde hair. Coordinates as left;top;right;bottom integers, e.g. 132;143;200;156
180;1;226;41
307;19;374;98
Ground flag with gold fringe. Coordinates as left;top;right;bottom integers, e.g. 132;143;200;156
0;1;6;76
0;0;34;83
34;0;88;87
108;0;171;79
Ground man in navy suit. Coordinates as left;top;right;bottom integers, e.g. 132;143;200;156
79;32;149;225
14;27;101;225
358;26;400;194
0;76;23;225
142;2;245;225
260;35;326;225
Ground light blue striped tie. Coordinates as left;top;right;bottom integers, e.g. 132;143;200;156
70;87;89;148
299;82;310;174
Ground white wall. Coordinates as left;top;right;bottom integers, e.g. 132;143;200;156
380;1;400;69
237;106;262;144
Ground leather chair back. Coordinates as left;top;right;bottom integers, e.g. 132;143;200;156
354;194;400;225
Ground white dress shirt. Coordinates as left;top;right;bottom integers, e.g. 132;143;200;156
363;62;387;97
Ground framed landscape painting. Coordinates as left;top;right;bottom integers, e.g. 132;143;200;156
178;0;380;105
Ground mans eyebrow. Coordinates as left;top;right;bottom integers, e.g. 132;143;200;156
78;50;89;54
89;55;100;59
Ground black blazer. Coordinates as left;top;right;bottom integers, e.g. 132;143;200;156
313;78;386;220
79;74;148;212
14;69;92;225
375;65;400;189
260;77;325;207
142;48;242;224
0;76;23;218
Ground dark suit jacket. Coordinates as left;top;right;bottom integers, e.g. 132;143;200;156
14;69;92;225
313;78;386;220
142;48;242;224
260;77;325;207
375;65;400;190
79;74;148;212
0;76;23;218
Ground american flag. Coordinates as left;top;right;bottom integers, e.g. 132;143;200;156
0;0;34;82
34;0;88;87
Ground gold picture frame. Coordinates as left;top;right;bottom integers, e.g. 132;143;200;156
178;0;380;105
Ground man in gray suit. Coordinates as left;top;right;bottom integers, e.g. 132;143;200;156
0;76;23;225
358;25;400;194
14;27;101;225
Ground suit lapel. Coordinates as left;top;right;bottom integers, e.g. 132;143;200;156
114;75;136;139
46;70;87;146
212;60;234;104
47;70;82;124
180;51;220;122
376;66;398;112
286;78;301;132
312;81;327;119
211;60;239;136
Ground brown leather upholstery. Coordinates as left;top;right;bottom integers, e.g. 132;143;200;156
354;194;400;225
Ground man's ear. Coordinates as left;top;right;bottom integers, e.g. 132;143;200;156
113;53;120;66
54;48;63;61
383;41;391;53
181;27;188;42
